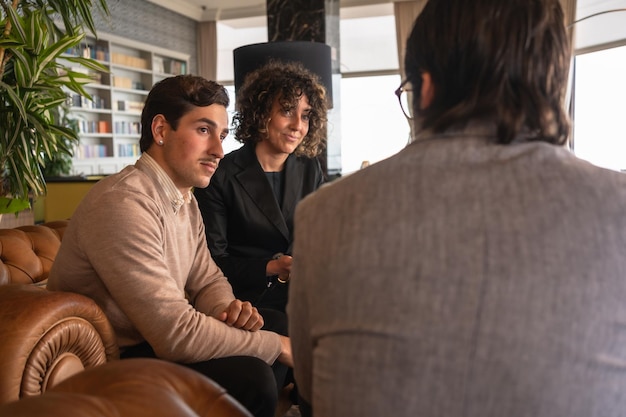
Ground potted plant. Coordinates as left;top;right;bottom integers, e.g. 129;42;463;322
0;0;109;215
40;102;79;179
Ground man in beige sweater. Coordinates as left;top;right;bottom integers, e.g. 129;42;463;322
48;75;291;417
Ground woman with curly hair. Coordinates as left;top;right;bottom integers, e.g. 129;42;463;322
195;59;328;313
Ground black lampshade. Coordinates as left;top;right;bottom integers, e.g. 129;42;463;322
233;41;333;108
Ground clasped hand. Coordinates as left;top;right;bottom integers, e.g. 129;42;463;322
216;299;264;331
215;300;294;367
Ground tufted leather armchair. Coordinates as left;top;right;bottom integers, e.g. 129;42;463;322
0;220;119;405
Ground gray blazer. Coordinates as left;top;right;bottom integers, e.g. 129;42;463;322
288;122;626;417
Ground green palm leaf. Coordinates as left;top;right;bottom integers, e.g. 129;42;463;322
0;0;110;214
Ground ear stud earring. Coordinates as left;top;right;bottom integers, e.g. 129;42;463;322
158;140;164;145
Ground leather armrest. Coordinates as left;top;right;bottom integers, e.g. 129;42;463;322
0;285;119;404
0;358;253;417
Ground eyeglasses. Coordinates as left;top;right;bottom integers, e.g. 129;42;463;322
394;79;414;121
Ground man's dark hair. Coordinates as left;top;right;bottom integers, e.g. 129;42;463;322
140;75;230;152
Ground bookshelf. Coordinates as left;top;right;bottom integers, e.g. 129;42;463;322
62;32;189;176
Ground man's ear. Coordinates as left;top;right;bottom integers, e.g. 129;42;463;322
420;72;435;109
152;114;167;143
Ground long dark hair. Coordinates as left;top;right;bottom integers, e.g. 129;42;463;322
405;0;571;145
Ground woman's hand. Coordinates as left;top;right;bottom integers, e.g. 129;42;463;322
266;253;293;279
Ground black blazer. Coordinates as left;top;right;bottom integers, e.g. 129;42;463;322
195;142;324;307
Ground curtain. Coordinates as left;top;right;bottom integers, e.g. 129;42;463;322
560;0;577;27
393;0;428;80
560;0;576;54
196;21;217;81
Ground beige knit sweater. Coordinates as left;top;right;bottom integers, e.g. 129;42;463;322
48;154;281;364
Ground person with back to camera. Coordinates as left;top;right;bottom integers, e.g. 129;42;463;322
287;1;626;416
47;74;292;417
194;60;328;314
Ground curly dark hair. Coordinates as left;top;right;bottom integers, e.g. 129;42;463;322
233;60;328;158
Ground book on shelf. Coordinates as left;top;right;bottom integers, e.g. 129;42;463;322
95;46;109;61
89;71;104;84
69;93;107;110
98;120;111;134
78;120;98;134
115;100;144;112
163;59;187;75
118;143;141;157
113;76;133;89
65;43;109;61
111;52;149;69
153;56;165;74
78;120;111;134
74;144;108;158
114;121;141;135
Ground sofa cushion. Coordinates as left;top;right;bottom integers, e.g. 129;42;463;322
0;220;68;286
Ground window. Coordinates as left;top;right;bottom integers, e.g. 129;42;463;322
338;4;406;175
340;5;399;73
571;1;626;170
572;45;626;171
222;85;243;155
340;75;410;174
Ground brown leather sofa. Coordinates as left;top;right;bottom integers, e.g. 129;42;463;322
0;220;120;405
0;358;252;417
0;221;251;416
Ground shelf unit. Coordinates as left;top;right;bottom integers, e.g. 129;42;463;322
62;32;190;176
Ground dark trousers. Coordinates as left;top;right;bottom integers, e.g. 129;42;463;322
120;307;289;417
121;346;276;417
